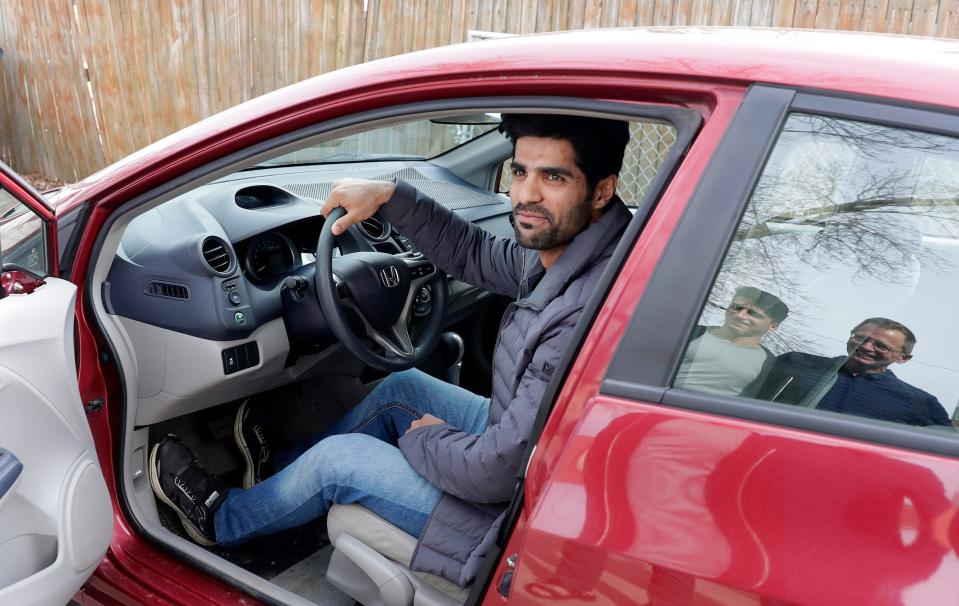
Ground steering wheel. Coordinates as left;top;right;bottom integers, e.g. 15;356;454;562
315;207;447;371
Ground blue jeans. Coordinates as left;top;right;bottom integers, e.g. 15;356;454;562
214;369;490;546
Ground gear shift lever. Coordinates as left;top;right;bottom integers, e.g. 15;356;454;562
440;332;464;386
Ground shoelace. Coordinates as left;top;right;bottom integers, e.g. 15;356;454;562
175;477;197;503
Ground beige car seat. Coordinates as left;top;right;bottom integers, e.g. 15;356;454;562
326;504;471;606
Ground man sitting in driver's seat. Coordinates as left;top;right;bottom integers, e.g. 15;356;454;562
150;114;632;588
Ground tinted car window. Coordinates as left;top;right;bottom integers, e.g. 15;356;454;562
676;113;959;430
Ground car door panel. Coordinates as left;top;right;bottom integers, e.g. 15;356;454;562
0;278;113;605
493;86;959;605
511;396;959;605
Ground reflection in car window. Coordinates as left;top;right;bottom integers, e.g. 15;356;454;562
0;189;47;275
677;113;959;430
499;120;678;207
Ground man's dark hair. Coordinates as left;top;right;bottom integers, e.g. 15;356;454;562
733;287;789;324
498;114;630;191
853;317;917;354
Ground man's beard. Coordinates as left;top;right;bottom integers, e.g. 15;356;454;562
512;195;594;250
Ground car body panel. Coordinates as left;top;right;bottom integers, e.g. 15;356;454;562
511;396;959;605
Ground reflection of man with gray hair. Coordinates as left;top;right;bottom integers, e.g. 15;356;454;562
748;317;952;428
676;287;789;396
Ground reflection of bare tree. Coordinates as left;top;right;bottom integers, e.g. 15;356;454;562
783;116;958;161
703;113;959;355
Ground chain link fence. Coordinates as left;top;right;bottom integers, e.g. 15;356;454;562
498;120;678;205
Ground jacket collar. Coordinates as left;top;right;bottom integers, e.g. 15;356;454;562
519;197;631;309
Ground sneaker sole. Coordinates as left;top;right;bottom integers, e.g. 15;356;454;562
233;400;256;489
148;442;217;547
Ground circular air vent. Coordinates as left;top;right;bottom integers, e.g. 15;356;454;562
200;236;235;275
358;216;392;242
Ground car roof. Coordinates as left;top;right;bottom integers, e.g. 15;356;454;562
55;27;959;213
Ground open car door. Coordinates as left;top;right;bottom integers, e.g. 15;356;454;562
0;164;112;605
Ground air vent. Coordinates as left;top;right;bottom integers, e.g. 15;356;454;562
359;216;391;242
201;236;234;275
144;281;190;300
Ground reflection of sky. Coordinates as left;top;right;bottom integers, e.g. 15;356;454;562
700;113;959;418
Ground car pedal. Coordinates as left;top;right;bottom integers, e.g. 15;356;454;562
208;413;235;441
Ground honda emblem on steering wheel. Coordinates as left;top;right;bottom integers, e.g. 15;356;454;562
379;266;400;288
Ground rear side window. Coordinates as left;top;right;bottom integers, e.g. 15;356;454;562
676;113;959;431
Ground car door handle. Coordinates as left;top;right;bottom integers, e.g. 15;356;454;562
0;448;23;499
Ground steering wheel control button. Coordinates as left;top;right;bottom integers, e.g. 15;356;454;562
228;291;242;305
414;286;432;317
410;263;435;279
222;342;260;375
234;312;247;326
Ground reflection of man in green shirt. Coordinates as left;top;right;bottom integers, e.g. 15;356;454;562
676;287;789;396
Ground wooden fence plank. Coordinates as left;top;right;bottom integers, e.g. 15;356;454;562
455;0;473;40
672;0;694;24
773;0;798;25
793;0;820;26
710;0;734;24
860;0;890;30
733;0;754;24
837;0;866;29
815;0;843;27
910;0;941;34
750;0;775;25
492;0;510;32
688;0;713;24
82;0;130;165
537;0;554;31
619;0;638;26
584;0;605;27
601;0;622;27
557;0;574;30
885;0;914;32
939;0;959;36
568;0;587;29
651;0;689;25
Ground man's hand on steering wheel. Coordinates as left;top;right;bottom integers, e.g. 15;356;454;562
320;178;397;235
314;178;448;372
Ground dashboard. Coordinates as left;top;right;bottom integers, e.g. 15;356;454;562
104;161;512;345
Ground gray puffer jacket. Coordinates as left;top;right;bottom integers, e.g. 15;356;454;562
380;180;632;587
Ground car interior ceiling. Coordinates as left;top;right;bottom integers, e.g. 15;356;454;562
84;106;654;605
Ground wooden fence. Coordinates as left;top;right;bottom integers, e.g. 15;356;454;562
1;0;958;182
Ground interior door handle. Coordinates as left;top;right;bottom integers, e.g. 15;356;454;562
0;448;23;499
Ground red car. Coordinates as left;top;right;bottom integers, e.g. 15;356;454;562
1;27;958;606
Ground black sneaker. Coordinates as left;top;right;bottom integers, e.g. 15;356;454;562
149;435;228;546
234;399;275;488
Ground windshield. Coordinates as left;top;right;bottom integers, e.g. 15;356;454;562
257;115;502;167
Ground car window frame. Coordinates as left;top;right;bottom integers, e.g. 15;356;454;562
603;84;959;458
0;165;58;279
